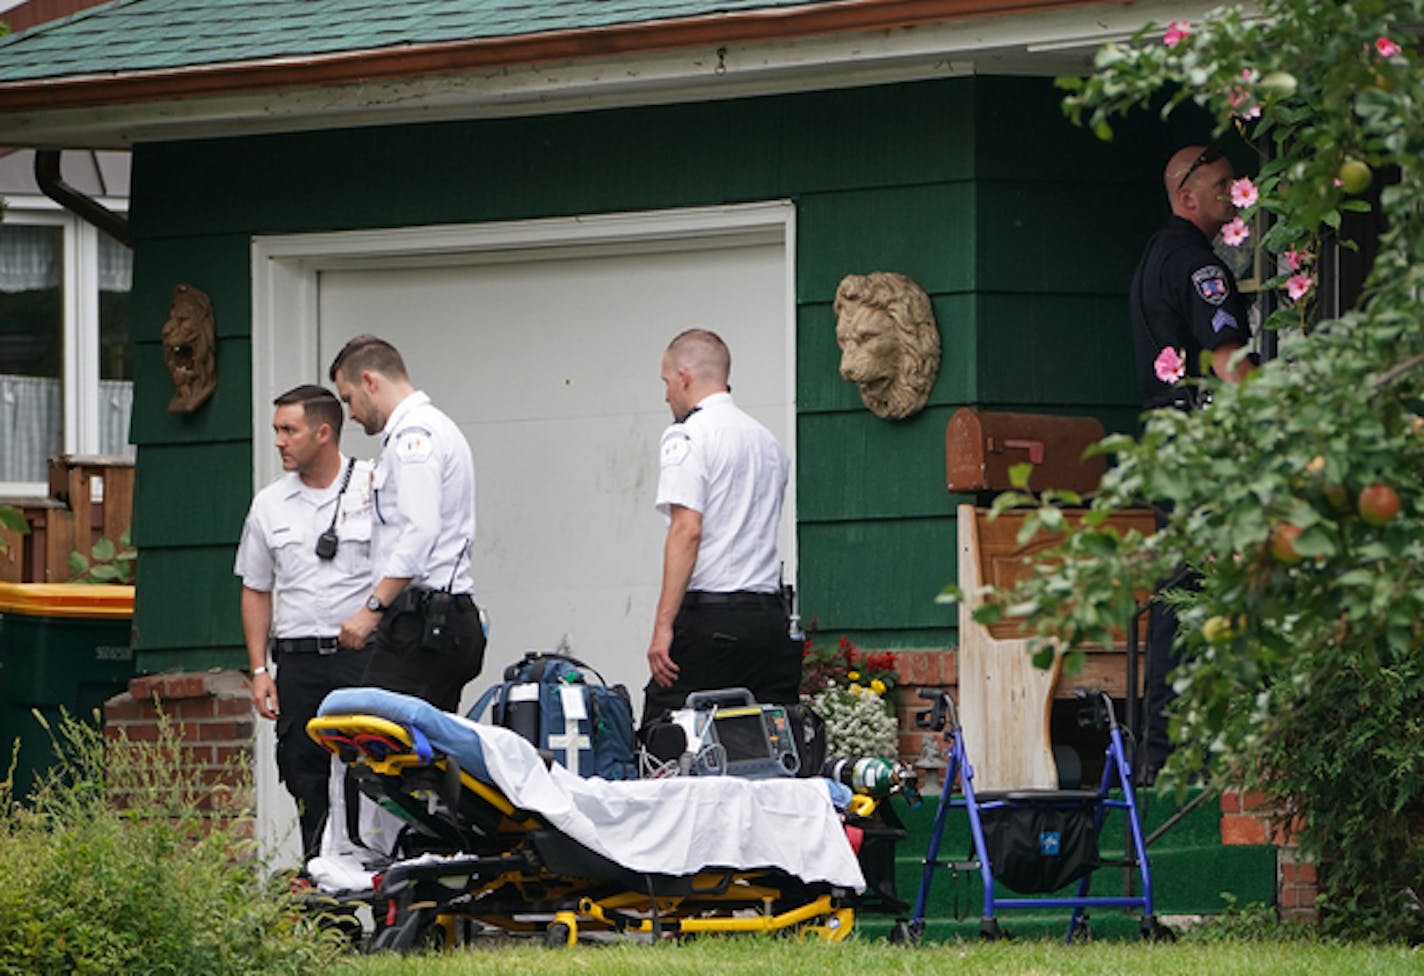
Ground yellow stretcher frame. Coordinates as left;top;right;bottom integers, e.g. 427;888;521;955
306;712;856;947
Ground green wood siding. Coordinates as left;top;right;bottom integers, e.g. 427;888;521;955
127;75;1170;670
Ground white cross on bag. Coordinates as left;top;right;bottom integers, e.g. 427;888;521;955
546;715;591;777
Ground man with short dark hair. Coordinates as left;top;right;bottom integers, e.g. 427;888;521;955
329;335;485;710
641;328;797;724
236;383;374;861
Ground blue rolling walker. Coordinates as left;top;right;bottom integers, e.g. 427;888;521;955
896;688;1173;943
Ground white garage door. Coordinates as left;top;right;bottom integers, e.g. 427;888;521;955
254;202;795;683
316;235;794;704
251;204;796;866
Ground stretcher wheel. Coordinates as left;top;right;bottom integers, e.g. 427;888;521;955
372;906;437;952
544;921;575;948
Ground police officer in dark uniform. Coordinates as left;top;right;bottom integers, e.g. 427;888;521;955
1130;144;1254;781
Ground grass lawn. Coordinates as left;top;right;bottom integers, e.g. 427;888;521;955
329;935;1424;975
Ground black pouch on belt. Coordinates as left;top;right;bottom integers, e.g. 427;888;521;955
421;590;454;653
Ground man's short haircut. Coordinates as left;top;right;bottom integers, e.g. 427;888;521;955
666;328;731;385
273;384;344;440
328;334;409;384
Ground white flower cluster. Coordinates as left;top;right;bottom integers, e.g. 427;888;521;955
808;686;899;759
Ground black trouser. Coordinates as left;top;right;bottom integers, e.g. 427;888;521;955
640;592;801;726
273;643;372;861
362;590;487;713
1144;521;1201;778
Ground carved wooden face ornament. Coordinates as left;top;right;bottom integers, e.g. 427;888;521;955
161;283;217;413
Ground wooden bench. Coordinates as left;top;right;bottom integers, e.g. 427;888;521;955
956;504;1154;791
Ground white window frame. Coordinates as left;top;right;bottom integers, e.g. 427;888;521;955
0;193;130;497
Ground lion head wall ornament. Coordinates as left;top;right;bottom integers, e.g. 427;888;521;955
833;271;940;420
161;283;217;413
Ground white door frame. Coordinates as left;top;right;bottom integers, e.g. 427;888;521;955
247;200;798;867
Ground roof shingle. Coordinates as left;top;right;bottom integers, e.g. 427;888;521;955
0;0;833;82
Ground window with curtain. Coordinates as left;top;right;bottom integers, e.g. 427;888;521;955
0;218;133;491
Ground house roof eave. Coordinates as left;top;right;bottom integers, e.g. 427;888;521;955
0;0;1222;149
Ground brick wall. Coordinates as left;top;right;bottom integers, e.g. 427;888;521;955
1220;787;1318;921
103;669;254;822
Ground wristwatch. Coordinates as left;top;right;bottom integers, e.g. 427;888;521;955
365;594;387;613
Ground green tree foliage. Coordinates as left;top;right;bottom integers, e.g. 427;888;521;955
969;0;1424;941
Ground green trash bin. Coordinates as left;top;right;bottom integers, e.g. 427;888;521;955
0;582;136;801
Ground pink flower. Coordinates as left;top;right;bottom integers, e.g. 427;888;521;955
1284;249;1303;271
1227;88;1261;120
1154;346;1186;384
1230;178;1258;208
1286;273;1314;302
1376;36;1402;57
1164;21;1191;47
1221;217;1251;247
1226;69;1262;120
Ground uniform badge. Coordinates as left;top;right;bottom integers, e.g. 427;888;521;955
1211;308;1238;333
661;433;691;467
1192;265;1230;306
395;426;433;463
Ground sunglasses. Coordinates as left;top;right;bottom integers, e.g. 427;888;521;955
1176;145;1225;190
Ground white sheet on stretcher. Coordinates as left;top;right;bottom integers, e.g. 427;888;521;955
318;687;865;891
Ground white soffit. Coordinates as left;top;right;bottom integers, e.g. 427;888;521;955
0;0;1237;148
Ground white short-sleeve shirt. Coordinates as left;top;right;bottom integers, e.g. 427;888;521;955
370;391;477;594
655;391;788;594
234;456;374;638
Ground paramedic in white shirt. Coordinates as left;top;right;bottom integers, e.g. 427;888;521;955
642;328;798;724
235;383;375;862
329;334;486;712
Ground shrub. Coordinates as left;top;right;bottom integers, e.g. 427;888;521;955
0;711;343;975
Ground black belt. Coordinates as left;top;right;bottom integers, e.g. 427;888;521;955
682;590;783;611
273;636;340;655
398;589;477;612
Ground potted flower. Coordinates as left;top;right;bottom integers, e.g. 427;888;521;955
800;636;900;760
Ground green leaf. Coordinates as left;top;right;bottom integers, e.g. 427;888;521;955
1091;117;1114;142
1292;526;1337;559
91;537;116;562
1062;649;1086;678
89;564;120;582
1008;462;1034;490
0;506;28;534
67;552;89;576
1031;645;1055;670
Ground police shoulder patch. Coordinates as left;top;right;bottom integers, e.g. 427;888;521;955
1191;265;1231;306
394;426;434;463
661;432;692;467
